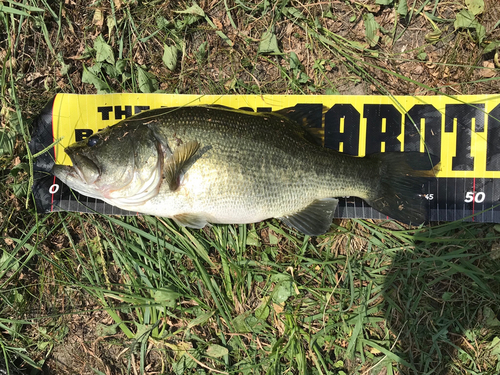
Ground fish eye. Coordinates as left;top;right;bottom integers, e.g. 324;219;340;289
87;136;99;147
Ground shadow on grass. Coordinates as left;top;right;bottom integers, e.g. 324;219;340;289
382;223;500;374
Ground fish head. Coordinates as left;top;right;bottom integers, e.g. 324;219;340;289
52;122;164;208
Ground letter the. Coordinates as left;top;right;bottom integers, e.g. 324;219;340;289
114;105;133;119
97;106;113;121
134;105;150;114
445;104;484;171
75;129;93;142
325;104;360;155
404;104;441;163
364;104;401;154
487;103;500;171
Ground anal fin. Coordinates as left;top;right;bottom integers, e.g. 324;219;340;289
279;198;338;236
173;213;210;229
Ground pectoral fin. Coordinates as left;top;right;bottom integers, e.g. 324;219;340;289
280;198;338;236
164;140;200;191
173;213;210;229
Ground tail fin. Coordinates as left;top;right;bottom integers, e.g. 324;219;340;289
365;153;439;224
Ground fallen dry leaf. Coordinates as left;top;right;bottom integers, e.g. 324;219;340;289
480;61;497;78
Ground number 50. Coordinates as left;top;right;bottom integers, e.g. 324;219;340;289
464;191;485;203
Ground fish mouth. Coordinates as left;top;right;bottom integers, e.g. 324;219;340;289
52;160;107;202
51;152;103;200
65;151;101;185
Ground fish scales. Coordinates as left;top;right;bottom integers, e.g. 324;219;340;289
52;105;436;235
143;107;376;221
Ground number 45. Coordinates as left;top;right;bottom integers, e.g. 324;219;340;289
464;191;485;203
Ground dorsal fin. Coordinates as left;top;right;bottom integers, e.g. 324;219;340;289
164;140;200;191
202;104;234;110
276;104;326;145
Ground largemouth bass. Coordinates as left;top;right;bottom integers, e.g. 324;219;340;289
52;105;436;235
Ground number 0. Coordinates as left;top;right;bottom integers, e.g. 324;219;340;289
475;192;485;203
49;184;59;194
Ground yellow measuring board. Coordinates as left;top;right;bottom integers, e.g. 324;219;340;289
29;93;500;222
51;93;500;180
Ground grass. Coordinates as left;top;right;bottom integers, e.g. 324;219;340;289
2;0;500;374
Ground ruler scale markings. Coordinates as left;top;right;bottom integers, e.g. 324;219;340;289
50;176;56;212
472;177;476;222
